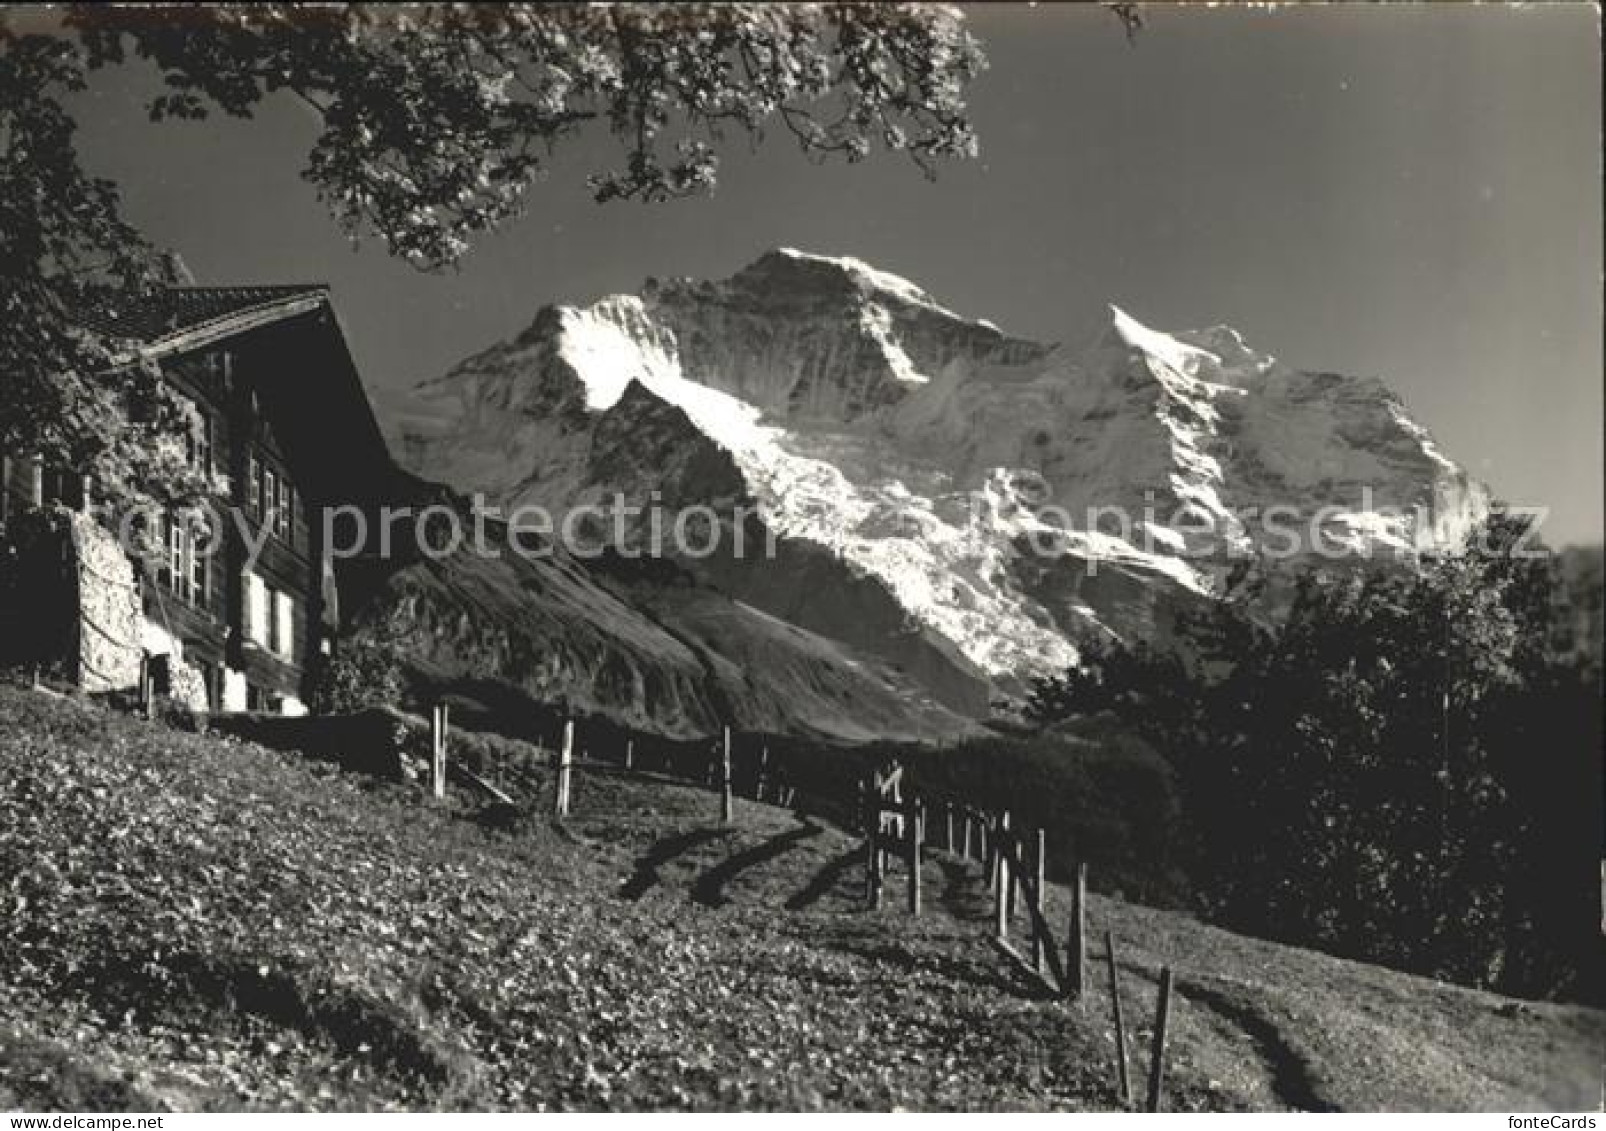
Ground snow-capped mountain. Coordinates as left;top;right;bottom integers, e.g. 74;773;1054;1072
381;248;1489;705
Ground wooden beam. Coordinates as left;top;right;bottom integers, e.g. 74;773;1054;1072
1106;930;1132;1108
992;937;1058;997
906;793;922;916
864;776;882;909
430;702;449;802
1146;966;1174;1112
555;719;574;816
720;726;733;825
999;833;1068;993
1068;860;1087;1001
876;764;904;794
1032;828;1047;973
1004;810;1017;921
452;762;515;807
994;812;1009;941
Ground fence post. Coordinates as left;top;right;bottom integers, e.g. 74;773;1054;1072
984;812;996;892
906;793;922;915
555;719;574;816
862;777;875;904
962;811;973;861
430;702;448;801
1146;966;1174;1113
1068;860;1087;1001
720;725;733;824
994;812;1009;941
863;775;883;909
871;800;885;910
1032;828;1047;973
1004;811;1017;921
624;739;634;771
1106;930;1132;1108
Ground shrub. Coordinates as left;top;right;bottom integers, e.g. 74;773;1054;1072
311;640;407;715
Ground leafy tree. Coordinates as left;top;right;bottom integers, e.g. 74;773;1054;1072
1028;517;1603;1000
310;638;407;715
3;2;1002;513
0;26;211;528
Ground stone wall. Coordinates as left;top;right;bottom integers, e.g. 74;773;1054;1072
64;511;143;694
0;508;143;694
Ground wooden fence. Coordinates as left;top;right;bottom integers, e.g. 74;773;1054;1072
424;707;1179;1111
860;767;1177;1110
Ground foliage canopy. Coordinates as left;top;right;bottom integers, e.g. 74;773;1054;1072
2;2;989;508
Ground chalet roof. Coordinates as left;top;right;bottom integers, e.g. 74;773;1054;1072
79;285;332;358
75;283;403;510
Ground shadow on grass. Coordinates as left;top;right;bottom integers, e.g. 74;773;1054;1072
786;846;866;911
62;949;468;1091
826;935;1043;999
935;855;995;923
691;821;824;908
617;827;728;901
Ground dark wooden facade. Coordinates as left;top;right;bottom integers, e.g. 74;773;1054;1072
2;286;397;713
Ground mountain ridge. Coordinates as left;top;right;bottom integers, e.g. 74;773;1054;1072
378;249;1490;726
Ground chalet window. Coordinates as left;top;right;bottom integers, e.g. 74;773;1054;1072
275;478;293;540
161;518;209;606
162;520;182;595
245;450;296;547
264;467;278;529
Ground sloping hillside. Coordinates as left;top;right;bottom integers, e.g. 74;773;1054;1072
1;687;1599;1111
343;540;974;743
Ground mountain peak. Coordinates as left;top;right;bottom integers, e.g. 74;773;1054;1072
1107;304;1222;378
1105;304;1280;385
731;247;963;320
388;251;1490;713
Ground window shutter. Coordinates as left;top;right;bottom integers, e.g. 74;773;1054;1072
245;571;269;646
275;591;294;659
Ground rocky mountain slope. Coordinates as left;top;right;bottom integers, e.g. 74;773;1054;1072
343;534;971;742
382;249;1489;716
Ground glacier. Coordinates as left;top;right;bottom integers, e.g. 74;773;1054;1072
380;248;1491;697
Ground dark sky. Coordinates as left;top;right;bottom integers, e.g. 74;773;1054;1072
63;3;1603;545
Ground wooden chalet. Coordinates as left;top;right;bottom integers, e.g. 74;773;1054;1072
1;285;397;714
